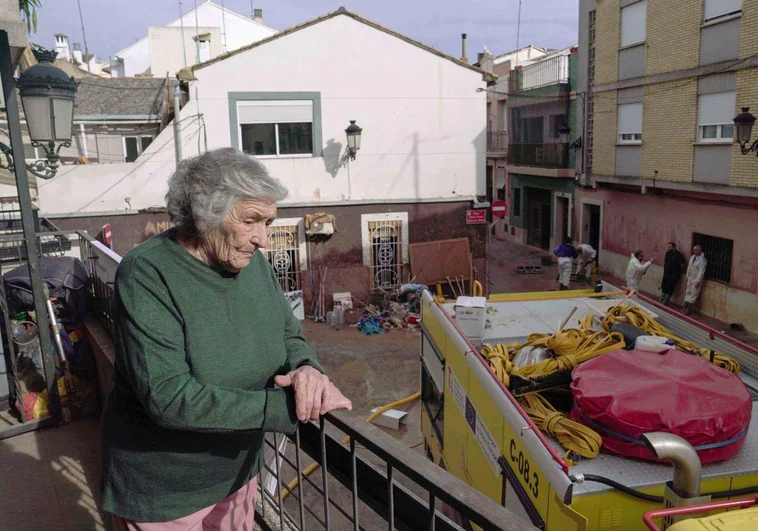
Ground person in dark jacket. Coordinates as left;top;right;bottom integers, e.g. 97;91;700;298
660;242;685;306
553;237;578;291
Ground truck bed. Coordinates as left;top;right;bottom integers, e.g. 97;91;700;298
443;285;758;496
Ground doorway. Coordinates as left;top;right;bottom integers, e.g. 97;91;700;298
554;196;570;247
582;202;602;262
526;187;552;249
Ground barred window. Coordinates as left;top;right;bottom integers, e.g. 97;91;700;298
362;213;408;290
692;233;733;284
265;221;304;292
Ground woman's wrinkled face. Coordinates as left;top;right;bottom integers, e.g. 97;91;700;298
204;198;277;272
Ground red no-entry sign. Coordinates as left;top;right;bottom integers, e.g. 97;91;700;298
491;200;507;218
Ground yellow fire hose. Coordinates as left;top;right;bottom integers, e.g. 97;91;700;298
281;391;421;500
602;305;740;373
520;393;602;463
481;329;623;461
481;302;740;463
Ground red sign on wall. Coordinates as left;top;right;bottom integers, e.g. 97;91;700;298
491;200;507;218
466;209;487;225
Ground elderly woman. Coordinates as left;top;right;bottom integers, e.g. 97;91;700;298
101;148;351;530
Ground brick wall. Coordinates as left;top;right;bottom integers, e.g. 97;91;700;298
732;67;758;187
595;0;620;84
740;0;758;58
591;90;617;176
645;0;701;76
641;80;698;182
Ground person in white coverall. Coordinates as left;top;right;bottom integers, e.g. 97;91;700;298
683;245;707;315
575;243;597;282
553;237;578;291
626;250;653;290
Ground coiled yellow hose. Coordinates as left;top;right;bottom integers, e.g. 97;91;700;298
481;329;623;462
520;393;602;461
602;305;740;373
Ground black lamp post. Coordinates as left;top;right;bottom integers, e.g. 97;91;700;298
558;123;583;151
0;37;76;435
345;120;362;160
733;107;758;156
0;48;78;179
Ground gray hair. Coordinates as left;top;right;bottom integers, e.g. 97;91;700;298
165;148;288;235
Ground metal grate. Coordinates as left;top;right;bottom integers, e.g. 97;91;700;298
692;233;733;284
368;220;402;290
0;198;72;266
265;225;302;292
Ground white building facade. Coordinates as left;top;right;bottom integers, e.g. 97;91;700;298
108;0;276;77
41;9;491;303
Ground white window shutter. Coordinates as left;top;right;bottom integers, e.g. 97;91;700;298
618;103;643;134
238;100;313;124
698;92;736;126
621;1;647;47
704;0;742;21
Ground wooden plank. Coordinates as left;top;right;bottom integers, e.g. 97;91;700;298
409;238;472;285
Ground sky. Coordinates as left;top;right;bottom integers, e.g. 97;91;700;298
30;0;579;62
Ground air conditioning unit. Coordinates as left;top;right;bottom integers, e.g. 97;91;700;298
306;221;334;236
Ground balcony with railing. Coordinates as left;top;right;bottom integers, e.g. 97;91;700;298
75;235;533;531
507;142;569;169
487;131;508;156
509;54;569;93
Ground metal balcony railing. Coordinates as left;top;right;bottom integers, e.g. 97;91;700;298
0;197;73;265
256;410;532;531
79;236;533;530
507;143;569;168
487;131;508;154
509;55;569;92
78;231;120;338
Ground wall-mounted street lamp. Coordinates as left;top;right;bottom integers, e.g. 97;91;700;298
0;49;78;179
733;107;758;156
345;120;362;160
558;123;583;151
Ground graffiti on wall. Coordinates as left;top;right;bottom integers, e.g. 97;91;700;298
140;221;175;245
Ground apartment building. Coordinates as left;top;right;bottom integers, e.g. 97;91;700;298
504;48;580;249
478;45;550;239
576;0;758;331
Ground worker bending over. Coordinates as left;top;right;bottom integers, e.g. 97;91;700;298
575;243;597;283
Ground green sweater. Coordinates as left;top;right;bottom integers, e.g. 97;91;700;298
101;229;323;522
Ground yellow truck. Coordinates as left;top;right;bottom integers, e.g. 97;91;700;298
419;285;758;530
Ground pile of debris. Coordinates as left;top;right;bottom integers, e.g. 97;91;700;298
327;284;427;335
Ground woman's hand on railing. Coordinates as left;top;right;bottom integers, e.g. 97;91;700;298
275;366;352;422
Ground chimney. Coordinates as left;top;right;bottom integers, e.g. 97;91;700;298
254;8;263;24
461;33;468;64
72;42;83;63
54;33;71;61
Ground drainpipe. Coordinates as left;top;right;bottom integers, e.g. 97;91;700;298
79;122;88;158
173;86;183;167
642;432;702;498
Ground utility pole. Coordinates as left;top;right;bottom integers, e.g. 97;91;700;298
173;85;183;166
515;0;523;67
179;0;187;68
76;0;91;71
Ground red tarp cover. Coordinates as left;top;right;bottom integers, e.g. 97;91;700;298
570;349;752;464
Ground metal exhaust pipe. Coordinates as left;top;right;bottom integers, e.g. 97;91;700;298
642;432;702;498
